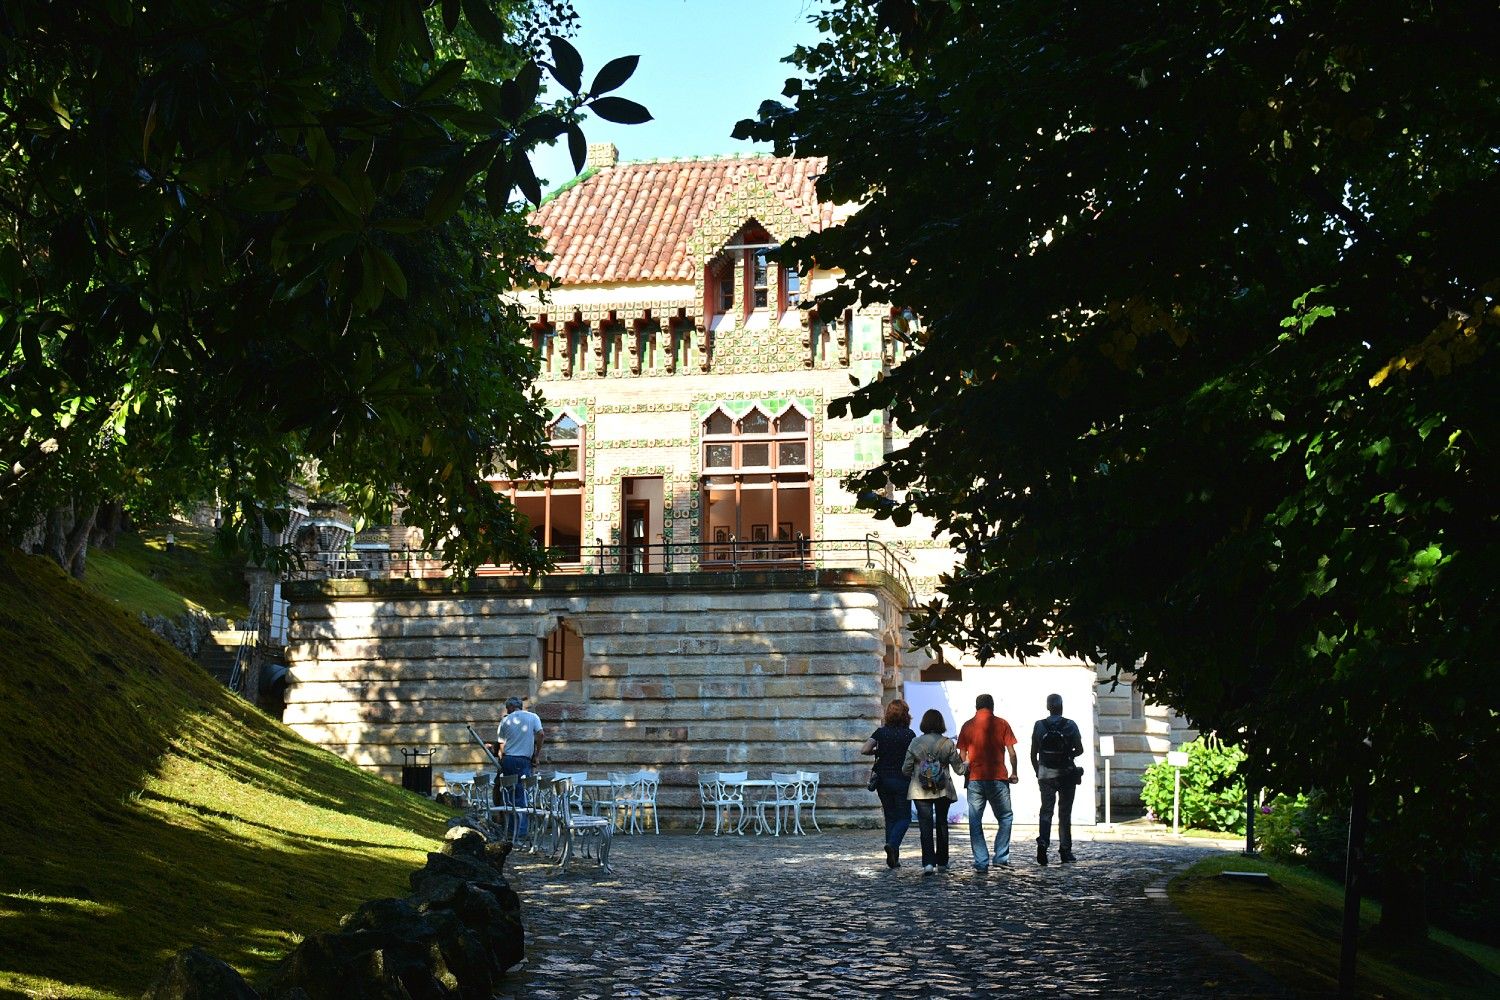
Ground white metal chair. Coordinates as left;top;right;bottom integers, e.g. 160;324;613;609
549;777;613;873
603;771;640;831
441;770;476;806
466;772;495;826
626;770;660;835
754;772;805;836
607;770;660;834
796;770;821;832
697;771;747;835
491;773;520;841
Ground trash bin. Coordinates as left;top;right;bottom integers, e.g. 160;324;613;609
400;747;434;796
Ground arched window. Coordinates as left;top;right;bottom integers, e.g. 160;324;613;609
701;403;814;562
488;412;586;565
541;618;583;683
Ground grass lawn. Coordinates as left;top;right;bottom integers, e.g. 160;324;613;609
0;548;452;998
1172;854;1500;999
83;526;250;622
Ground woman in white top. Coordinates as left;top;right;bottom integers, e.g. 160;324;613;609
901;709;966;874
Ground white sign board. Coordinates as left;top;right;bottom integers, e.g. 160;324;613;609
904;669;1098;827
1098;735;1115;758
1167;750;1190;768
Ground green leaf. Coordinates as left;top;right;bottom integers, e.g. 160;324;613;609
566;123;586;174
547;34;583;94
1412;544;1443;569
264;154;312;181
589;96;652;125
461;0;506;47
375;0;400;67
512;153;542;207
369;245;407;299
589;55;639;96
414;60;467;103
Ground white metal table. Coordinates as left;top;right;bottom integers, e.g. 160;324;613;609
731;778;775;833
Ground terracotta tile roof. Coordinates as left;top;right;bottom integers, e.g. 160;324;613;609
531;155;832;284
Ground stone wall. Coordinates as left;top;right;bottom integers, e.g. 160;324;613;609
283;570;909;827
1094;666;1198;818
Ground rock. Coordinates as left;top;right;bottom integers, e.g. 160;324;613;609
143;947;259;1000
265;846;523;1000
441;825;487;859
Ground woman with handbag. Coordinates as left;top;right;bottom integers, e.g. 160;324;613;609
901;709;966;874
860;699;915;869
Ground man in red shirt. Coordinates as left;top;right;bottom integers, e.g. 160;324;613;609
956;693;1019;870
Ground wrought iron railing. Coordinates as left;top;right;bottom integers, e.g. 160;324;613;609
286;536;915;601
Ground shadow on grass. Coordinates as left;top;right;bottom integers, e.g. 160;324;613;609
0;550;451;998
0;794;432;998
1171;855;1500;1000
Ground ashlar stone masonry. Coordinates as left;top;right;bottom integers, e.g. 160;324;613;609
283;569;912;826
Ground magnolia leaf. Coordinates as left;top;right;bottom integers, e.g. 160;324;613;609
567;123;587;174
547;34;583;94
589;96;652;125
461;0;506;47
414;60;467;103
589;55;639;96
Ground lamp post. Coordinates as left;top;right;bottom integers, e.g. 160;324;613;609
1098;736;1116;829
1166;749;1189;836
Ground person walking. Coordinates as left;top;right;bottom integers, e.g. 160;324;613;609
956;693;1020;871
860;699;916;869
496;696;544;836
1031;693;1085;865
902;709;965;874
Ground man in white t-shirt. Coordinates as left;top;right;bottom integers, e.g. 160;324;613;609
496;696;544;834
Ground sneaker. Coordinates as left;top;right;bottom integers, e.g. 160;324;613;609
972;863;989;873
1060;851;1077;864
937;863;950;873
923;864;935;875
1037;843;1048;867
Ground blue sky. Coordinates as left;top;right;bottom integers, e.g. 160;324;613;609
531;0;826;190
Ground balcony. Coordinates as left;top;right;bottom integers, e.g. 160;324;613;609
284;537;915;608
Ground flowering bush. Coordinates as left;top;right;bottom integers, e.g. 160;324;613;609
1140;736;1247;834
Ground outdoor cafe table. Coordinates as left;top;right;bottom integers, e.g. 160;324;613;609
730;778;776;834
573;778;616;819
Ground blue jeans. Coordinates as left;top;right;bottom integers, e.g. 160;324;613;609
913;798;951;868
876;774;911;852
967;779;1014;867
500;755;533;835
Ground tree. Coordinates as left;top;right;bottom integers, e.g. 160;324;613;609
740;0;1497;941
0;0;651;576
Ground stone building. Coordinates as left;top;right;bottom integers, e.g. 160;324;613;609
281;145;1192;826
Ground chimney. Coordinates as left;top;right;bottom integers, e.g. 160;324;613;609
586;142;619;170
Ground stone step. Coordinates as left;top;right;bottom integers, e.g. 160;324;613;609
197;630;254;684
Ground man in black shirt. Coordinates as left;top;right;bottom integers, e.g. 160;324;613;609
1030;693;1085;865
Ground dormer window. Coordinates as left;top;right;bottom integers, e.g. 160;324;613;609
710;253;735;317
752;250;770;309
706;223;802;323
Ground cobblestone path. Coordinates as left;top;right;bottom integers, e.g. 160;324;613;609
503;831;1283;999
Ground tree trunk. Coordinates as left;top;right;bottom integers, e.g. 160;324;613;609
1377;863;1429;945
89;499;128;550
39;499;98;578
43;501;72;566
64;502;97;578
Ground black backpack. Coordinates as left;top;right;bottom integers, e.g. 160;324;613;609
1037;717;1074;767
